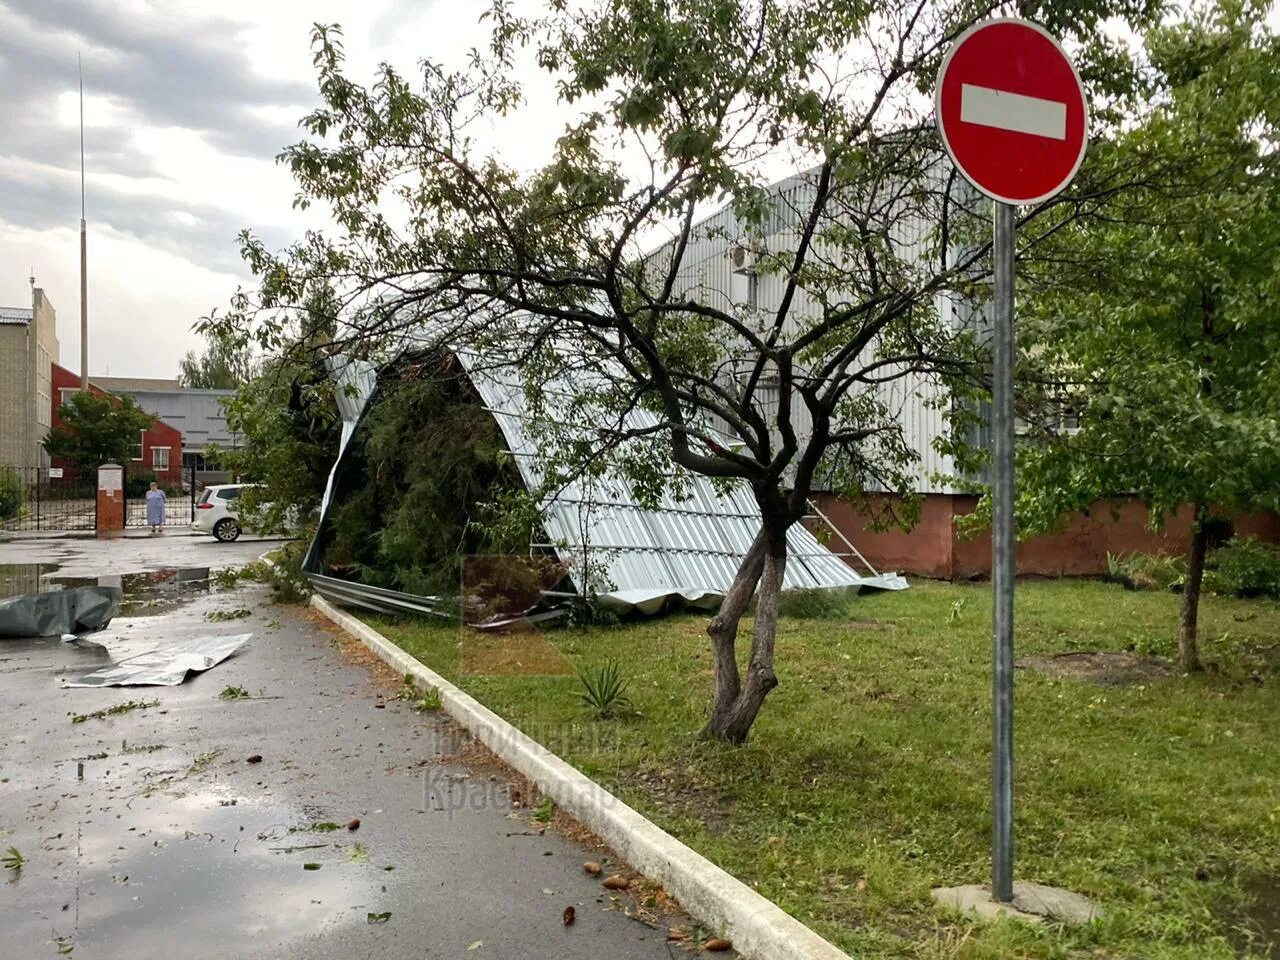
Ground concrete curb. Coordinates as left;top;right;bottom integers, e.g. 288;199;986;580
308;593;850;960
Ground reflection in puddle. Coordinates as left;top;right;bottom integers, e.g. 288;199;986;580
0;564;215;616
22;791;385;959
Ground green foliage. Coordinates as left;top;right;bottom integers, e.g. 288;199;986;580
0;466;23;520
1105;551;1187;591
1205;537;1280;599
775;587;856;621
219;686;250;700
125;469;158;498
530;797;555;824
576;659;631;718
1016;3;1280;532
44;391;155;472
2;847;24;871
320;355;531;596
216;356;339;537
414;687;442;712
205;607;252;622
178;333;257;389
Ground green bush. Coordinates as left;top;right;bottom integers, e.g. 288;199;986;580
125;470;158;498
1105;551;1185;591
1205;537;1280;599
0;467;23;520
776;586;860;619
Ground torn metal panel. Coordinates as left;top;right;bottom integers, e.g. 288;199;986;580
0;586;121;639
305;347;907;619
456;353;910;606
65;633;252;687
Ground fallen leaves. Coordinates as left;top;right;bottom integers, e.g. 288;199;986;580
702;937;732;952
563;906;576;926
346;817;361;831
245;754;263;764
602;874;630;890
583;861;602;876
367;911;391;924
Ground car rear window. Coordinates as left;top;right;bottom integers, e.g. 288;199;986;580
198;489;212;505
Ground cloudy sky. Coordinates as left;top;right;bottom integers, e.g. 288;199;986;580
0;0;525;379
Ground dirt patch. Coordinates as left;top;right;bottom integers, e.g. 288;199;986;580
460;629;574;676
1236;873;1280;959
1017;651;1174;686
619;764;733;836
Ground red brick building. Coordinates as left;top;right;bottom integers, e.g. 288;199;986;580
49;363;184;486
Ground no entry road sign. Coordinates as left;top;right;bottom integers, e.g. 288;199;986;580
936;19;1088;205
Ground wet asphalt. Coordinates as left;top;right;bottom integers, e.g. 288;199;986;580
0;536;690;958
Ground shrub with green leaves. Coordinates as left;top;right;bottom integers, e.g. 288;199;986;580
776;586;858;620
576;660;630;719
0;466;23;520
1205;537;1280;599
1105;551;1186;591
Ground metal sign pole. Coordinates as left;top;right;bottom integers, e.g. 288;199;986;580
991;200;1016;902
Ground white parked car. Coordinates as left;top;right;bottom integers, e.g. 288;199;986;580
191;483;261;542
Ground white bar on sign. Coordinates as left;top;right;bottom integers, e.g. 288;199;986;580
960;83;1067;140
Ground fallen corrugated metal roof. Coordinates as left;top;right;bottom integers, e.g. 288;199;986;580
305;346;906;619
456;353;906;603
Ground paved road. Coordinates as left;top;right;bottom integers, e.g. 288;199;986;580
0;537;690;959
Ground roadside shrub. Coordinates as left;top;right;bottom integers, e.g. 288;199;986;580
125;470;158;498
0;467;23;520
576;659;631;718
1204;538;1280;599
1105;551;1185;591
777;586;859;619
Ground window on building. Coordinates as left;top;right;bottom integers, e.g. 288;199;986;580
152;447;170;471
132;431;144;461
59;387;79;408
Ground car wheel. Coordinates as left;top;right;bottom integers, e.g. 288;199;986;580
213;518;241;542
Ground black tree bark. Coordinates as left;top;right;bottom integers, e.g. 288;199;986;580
1179;503;1208;673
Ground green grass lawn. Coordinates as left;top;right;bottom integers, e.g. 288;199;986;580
370;579;1280;959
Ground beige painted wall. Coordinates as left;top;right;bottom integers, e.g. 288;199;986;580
0;288;59;471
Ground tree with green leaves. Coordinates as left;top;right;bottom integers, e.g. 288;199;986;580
44;392;155;474
213;355;340;536
178;332;257;389
207;0;1161;742
1015;0;1280;672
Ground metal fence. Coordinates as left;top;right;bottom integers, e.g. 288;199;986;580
124;464;197;528
0;466;97;532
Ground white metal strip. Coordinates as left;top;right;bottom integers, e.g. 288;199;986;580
960;83;1066;140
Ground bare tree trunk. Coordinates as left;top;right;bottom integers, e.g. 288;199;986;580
703;530;766;734
1179;504;1208;673
702;529;785;743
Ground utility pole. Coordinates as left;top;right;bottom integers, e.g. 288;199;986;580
79;53;88;391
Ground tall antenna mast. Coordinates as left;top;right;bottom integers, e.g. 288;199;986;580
79;52;88;390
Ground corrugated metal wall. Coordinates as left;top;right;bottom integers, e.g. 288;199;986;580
648;166;968;494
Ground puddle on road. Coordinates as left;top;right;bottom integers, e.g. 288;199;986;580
12;790;388;958
0;564;217;616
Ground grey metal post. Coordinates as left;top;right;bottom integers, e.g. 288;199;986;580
991;201;1016;902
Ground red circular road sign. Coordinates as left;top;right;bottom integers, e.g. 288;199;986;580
936;19;1088;205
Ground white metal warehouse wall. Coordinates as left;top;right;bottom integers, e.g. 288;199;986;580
646;166;969;495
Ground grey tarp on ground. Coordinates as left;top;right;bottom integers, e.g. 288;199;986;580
65;633;252;687
0;586;121;639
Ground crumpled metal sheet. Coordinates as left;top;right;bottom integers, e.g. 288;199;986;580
305;348;909;620
65;633;252;687
0;586;121;639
